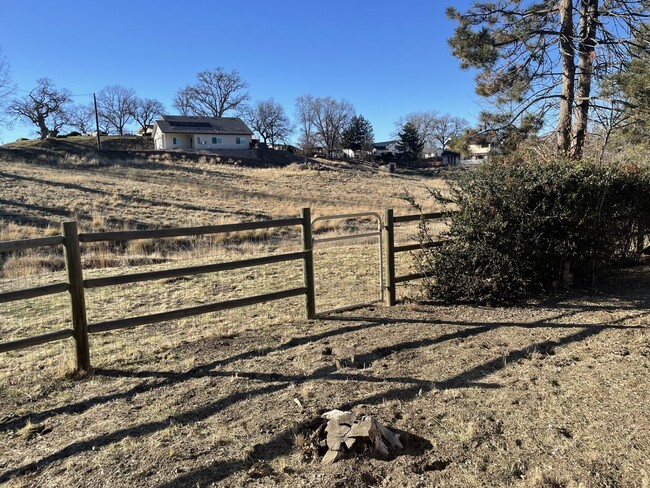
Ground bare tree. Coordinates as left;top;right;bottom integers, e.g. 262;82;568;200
311;97;355;158
396;112;469;150
173;67;249;117
7;78;71;139
131;98;164;134
431;114;469;150
295;95;318;156
395;111;437;148
66;103;95;134
590;99;631;164
244;98;293;145
173;87;194;116
97;85;137;135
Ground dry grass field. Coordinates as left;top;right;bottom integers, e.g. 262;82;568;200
0;136;444;241
0;140;649;487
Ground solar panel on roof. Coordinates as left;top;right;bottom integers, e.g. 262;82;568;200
170;121;212;128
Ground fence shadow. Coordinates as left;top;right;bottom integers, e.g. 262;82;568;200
0;306;630;484
156;325;607;487
0;319;385;433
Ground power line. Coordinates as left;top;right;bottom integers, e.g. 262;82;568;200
12;88;93;97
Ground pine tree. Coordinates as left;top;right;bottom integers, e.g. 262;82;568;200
447;1;648;159
396;122;424;162
341;115;375;162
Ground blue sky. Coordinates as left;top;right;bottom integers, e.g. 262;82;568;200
0;0;480;144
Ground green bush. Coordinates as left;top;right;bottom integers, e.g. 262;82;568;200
416;159;650;304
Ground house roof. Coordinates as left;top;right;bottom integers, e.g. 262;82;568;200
441;150;460;157
374;140;397;149
154;115;254;135
468;135;499;145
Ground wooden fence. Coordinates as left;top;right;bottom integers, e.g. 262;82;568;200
0;208;448;372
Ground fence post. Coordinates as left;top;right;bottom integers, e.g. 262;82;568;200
62;221;91;373
301;208;316;319
383;209;396;306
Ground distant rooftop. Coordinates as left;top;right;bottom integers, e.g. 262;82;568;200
374;140;398;148
155;115;253;135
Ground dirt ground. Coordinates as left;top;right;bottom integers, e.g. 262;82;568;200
1;266;649;487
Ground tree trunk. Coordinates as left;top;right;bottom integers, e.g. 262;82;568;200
37;116;49;139
557;0;576;155
571;0;599;159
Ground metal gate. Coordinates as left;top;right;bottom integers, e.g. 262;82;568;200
311;212;384;316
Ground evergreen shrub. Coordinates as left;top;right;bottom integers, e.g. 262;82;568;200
416;159;650;304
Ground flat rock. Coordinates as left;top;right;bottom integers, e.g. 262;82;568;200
322;449;345;465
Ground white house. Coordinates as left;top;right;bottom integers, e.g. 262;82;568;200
137;125;153;136
422;144;442;159
152;115;254;150
373;140;399;158
468;137;501;160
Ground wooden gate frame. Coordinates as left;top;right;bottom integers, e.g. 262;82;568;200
310;212;384;316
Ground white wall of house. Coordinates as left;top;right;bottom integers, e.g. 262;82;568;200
194;134;251;150
153;129;164;150
374;142;399;157
154;132;192;150
468;143;493;160
154;132;252;150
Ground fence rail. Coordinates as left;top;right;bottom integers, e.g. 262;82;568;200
83;251;307;289
0;282;69;303
0;329;73;354
0;207;450;372
88;287;307;334
392;211;447;223
0;235;64;253
78;218;303;243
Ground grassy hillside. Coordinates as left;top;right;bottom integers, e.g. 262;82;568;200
0;139;445;241
3;134;154;151
0;139;649;487
1;135;324;168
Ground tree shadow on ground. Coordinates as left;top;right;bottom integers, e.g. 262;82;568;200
2;300;642;484
0;320;387;432
154;325;609;487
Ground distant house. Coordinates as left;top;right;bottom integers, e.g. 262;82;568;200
152;115;254;150
373;140;399;158
440;150;461;166
342;147;373;161
137;125;153;137
468;136;501;160
267;142;299;153
423;144;442;159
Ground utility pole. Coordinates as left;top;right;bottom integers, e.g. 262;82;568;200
93;93;101;151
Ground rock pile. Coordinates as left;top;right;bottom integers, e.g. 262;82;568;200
314;409;403;464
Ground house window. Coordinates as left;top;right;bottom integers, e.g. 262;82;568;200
212;137;222;144
236;137;242;144
172;137;177;145
197;136;201;144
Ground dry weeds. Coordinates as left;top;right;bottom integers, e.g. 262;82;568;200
0;269;649;487
0;152;444;241
1;150;648;487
